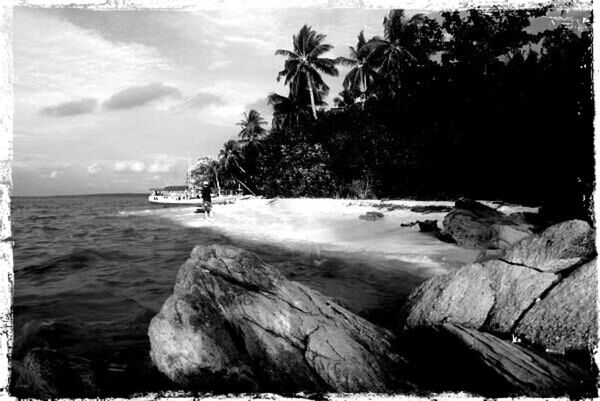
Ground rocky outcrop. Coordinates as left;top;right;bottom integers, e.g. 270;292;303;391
503;220;595;273
400;260;558;334
399;323;594;397
442;199;535;250
11;348;98;398
400;220;597;353
514;259;597;352
148;245;413;393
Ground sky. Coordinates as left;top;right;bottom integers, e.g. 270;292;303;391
13;6;589;196
13;7;396;195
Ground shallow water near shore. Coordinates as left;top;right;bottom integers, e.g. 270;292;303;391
11;194;487;395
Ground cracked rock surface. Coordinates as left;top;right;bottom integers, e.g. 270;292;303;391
148;245;413;393
503;219;595;273
400;220;597;352
515;258;597;351
398;323;594;398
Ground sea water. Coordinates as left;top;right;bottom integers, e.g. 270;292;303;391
11;194;484;395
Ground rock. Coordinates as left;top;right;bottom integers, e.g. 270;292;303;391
359;211;384;221
149;245;413;393
481;260;558;334
400;220;455;243
399;263;495;330
443;199;534;249
401;220;597;352
399;323;594;397
12;347;98;398
409;205;453;214
400;260;558;335
474;249;505;263
515;259;597;352
503;220;596;273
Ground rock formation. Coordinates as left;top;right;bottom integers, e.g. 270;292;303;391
148;218;597;396
398;323;593;398
148;245;413;393
11;348;98;398
442;199;536;249
400;220;597;353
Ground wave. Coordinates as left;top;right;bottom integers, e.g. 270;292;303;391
20;248;131;276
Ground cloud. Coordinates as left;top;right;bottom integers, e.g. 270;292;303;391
182;92;224;109
40;98;97;117
103;83;182;110
49;171;58;179
223;35;274;50
207;60;232;71
114;160;145;172
87;162;102;174
147;160;175;173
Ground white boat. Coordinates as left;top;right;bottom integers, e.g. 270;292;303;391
148;186;240;205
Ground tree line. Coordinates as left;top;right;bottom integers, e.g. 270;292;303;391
195;7;593;221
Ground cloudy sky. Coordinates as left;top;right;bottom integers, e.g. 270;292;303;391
13;6;398;195
13;6;588;196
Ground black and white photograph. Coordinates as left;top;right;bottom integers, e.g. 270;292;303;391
2;0;596;398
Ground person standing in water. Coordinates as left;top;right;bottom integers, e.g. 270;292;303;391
201;181;213;219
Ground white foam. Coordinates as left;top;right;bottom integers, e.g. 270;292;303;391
123;198;492;277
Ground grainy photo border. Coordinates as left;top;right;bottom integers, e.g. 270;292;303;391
0;0;596;400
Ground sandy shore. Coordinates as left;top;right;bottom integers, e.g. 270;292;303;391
179;198;538;274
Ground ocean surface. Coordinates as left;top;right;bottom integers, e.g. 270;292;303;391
11;194;478;396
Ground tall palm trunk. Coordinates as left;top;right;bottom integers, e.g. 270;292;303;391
305;71;318;119
213;166;221;196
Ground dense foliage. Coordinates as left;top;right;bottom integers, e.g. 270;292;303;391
206;7;593;220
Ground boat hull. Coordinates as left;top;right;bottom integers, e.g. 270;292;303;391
148;195;238;205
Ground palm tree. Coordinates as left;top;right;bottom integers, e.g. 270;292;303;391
237;109;267;149
218;140;258;195
365;10;431;80
333;88;357;108
218;140;245;175
335;31;379;96
267;91;326;130
275;24;339;119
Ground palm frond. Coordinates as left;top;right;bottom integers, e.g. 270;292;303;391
335;56;358;67
275;49;298;58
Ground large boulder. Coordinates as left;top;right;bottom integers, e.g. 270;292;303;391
443;199;534;250
400;260;558;335
399;263;496;330
503;220;595;273
399;323;595;397
149;245;413;393
515;258;597;352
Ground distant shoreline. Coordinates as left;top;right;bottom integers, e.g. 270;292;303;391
11;193;542;207
11;192;149;198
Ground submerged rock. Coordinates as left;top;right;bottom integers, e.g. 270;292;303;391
149;245;413;393
12;347;98;398
399;323;594;397
443;199;534;249
359;211;384;221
